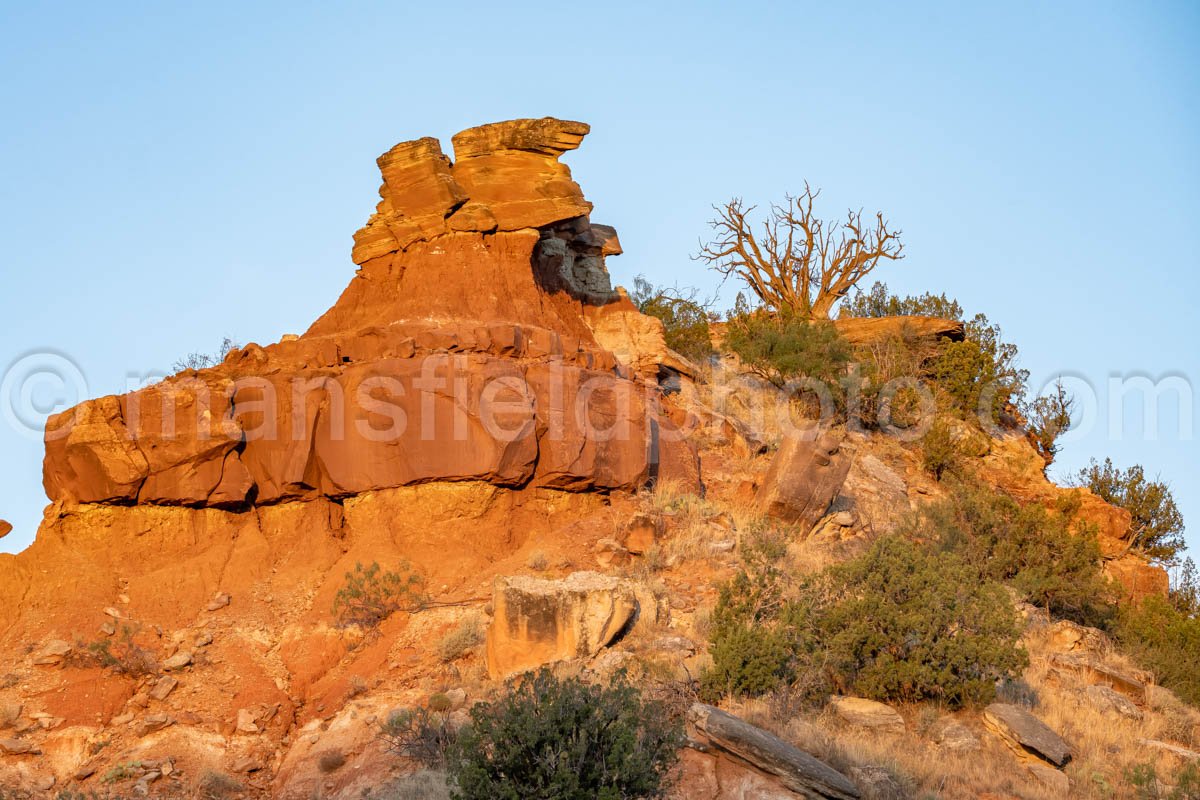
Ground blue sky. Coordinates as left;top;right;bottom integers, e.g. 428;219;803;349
1;1;1197;558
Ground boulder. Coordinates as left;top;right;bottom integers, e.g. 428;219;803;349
929;717;980;752
583;288;697;380
688;703;860;799
1083;685;1143;720
828;697;905;733
1047;654;1146;703
1137;739;1200;761
755;433;852;531
486;572;638;678
983;703;1072;767
0;519;11;539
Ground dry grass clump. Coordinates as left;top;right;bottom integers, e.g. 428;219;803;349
436;613;484;663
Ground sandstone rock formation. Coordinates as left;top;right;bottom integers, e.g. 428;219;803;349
40;118;700;512
485;572;636;678
755;432;853;531
983;703;1072;768
688;703;860;799
0;520;10;539
832;315;964;347
980;431;1167;600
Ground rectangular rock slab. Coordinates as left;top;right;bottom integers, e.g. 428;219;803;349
689;703;860;800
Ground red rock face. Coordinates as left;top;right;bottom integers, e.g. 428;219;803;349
41;118;699;511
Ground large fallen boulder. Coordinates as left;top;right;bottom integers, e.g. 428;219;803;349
755;433;852;531
983;703;1072;768
485;572;637;678
688;704;860;800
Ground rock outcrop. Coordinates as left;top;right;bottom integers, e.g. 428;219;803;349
755;432;852;531
40;118;700;511
486;572;637;678
832;315;964;347
0;520;10;539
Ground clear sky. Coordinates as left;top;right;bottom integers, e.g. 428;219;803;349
1;2;1197;559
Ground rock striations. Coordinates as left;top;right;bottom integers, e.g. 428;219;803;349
41;118;697;511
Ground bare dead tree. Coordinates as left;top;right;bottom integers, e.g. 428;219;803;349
696;184;904;318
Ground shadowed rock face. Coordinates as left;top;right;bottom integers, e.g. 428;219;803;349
41;118;701;510
754;432;853;532
485;572;637;678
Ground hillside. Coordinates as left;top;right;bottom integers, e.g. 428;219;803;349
0;117;1194;800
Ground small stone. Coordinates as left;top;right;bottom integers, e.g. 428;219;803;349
206;592;232;612
831;511;856;527
230;756;261;773
137;713;174;736
0;738;39;755
194;631;214;648
33;774;55;791
709;540;736;554
33;640;72;666
0;703;22;728
103;607;122;619
99;622;116;637
236;708;260;734
110;712;134;726
162;651;192;671
74;765;97;780
150;676;179;701
118;594;131;604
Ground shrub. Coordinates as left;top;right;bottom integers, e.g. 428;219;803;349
437;615;484;663
929;314;1027;424
916;480;1116;626
1115;594;1200;707
333;562;429;628
840;281;963;320
1124;760;1200;800
1023;379;1075;463
381;706;458;769
318;750;347;773
920;418;960;480
449;669;684;800
1172;558;1199;617
813;538;1026;706
172;336;241;372
725;301;851;401
1077;458;1186;564
702;535;1026;708
73;625;158;677
630;276;714;363
364;771;453;800
198;769;243;800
